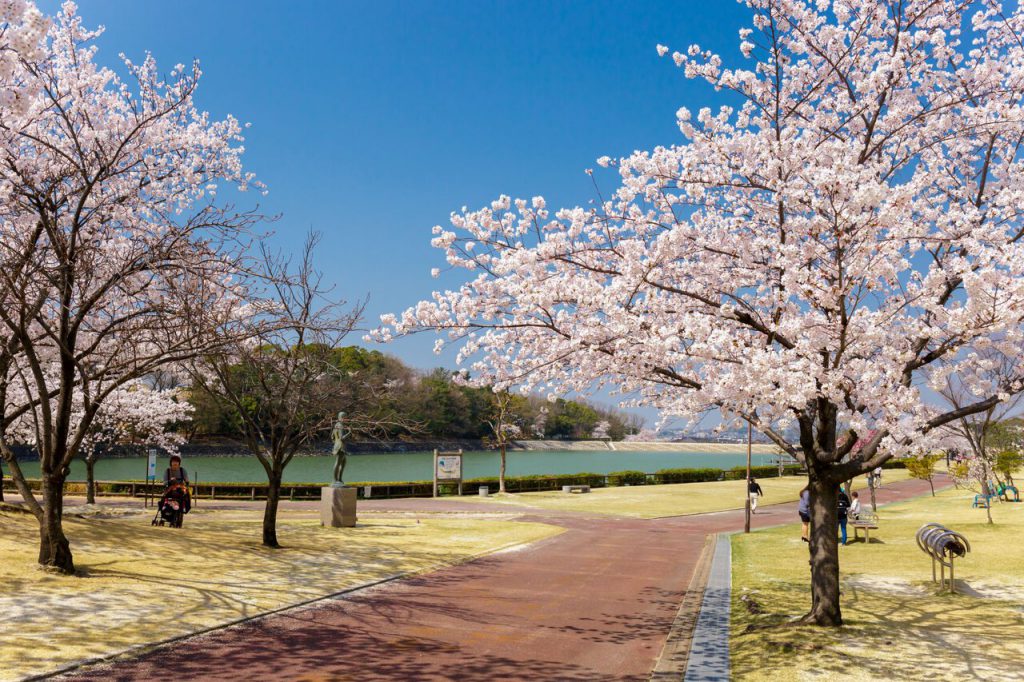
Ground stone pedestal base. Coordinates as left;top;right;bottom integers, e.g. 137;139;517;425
320;486;357;528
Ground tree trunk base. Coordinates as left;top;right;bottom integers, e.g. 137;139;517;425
798;608;843;627
38;532;75;574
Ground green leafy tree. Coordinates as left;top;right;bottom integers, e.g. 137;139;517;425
905;453;942;497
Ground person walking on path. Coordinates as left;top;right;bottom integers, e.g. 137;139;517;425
798;487;810;542
837;487;851;545
747;477;764;513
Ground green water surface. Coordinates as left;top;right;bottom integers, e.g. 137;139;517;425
7;449;782;484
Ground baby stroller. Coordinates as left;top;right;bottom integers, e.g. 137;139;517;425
152;480;190;528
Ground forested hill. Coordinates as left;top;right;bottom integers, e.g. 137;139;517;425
187;346;643;442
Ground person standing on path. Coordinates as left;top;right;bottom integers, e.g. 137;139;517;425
798;487;810;542
748;477;764;513
837;487;851;545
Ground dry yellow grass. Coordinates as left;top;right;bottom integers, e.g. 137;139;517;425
731;485;1024;681
0;505;561;681
466;469;912;519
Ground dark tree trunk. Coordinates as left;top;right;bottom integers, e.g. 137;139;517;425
802;476;842;626
981;462;994;525
263;470;282;548
869;480;877;512
0;462;4;502
499;444;507;493
86;457;96;505
39;471;74;573
928;475;935;497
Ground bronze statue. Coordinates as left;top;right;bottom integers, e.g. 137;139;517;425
331;411;348;487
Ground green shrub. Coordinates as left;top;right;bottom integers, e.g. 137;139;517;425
607;470;648;486
723;465;798;480
654;467;723;484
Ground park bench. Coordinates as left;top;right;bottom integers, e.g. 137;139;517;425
995;481;1020;502
562;485;590;494
915;523;970;593
972;493;996;508
851;512;879;543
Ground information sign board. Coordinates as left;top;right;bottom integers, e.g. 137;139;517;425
433;449;463;497
436;454;462;480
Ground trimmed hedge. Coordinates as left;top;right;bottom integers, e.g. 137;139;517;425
724;465;804;480
607;470;648;486
462;473;607;493
654;467;724;484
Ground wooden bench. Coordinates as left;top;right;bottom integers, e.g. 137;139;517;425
851;512;879;543
562;485;590;494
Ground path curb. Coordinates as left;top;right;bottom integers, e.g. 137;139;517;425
650;533;717;680
682;534;732;682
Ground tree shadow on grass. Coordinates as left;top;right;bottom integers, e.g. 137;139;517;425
731;579;1024;681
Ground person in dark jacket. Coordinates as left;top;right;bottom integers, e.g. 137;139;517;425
163;455;191;513
747;477;764;513
837;486;851;545
164;454;189;486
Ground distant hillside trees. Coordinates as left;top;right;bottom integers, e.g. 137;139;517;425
186;347;641;442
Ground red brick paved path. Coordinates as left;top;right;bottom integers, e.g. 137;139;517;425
59;477;942;681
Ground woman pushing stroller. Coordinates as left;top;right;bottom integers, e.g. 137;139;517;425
153;455;192;527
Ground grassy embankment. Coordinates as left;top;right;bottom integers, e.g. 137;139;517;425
731;484;1024;681
467;469;912;518
0;505;560;681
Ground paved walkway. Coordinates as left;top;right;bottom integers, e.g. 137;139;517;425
56;477;941;681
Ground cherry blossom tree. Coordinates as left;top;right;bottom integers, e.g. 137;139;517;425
531;406;548;438
484;390;521;493
592;420;611;440
0;3;259;573
79;382;191;504
377;0;1024;625
937;349;1024;523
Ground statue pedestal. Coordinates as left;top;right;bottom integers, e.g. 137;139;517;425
320;486;357;528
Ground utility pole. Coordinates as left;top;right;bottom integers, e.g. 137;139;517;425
744;419;752;533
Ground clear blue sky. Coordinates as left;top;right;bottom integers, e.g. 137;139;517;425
47;1;755;425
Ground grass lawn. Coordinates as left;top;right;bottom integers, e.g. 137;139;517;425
0;505;560;681
731;485;1024;681
466;469;912;519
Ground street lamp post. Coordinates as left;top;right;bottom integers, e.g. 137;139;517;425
744;419;752;533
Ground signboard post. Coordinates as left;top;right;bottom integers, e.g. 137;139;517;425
146;449;157;508
433;449;463;498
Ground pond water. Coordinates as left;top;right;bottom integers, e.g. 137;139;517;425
9;449;783;484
